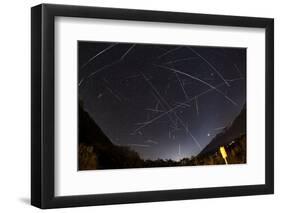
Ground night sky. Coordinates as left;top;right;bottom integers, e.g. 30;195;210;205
78;41;246;161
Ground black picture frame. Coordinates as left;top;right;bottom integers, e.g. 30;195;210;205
31;3;274;209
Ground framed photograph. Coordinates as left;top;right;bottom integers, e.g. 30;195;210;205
31;4;274;209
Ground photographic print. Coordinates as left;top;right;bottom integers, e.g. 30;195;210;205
31;5;273;208
78;41;246;170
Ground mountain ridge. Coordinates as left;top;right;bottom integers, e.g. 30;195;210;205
198;104;246;157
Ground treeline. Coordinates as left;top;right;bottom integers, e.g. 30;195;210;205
79;134;246;170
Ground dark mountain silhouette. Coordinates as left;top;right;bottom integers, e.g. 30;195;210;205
198;104;246;157
78;102;143;170
79;102;113;147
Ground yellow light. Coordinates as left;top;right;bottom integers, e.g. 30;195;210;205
219;146;228;164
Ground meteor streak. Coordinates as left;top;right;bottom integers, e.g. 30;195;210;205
80;43;117;70
154;64;237;106
188;47;230;86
